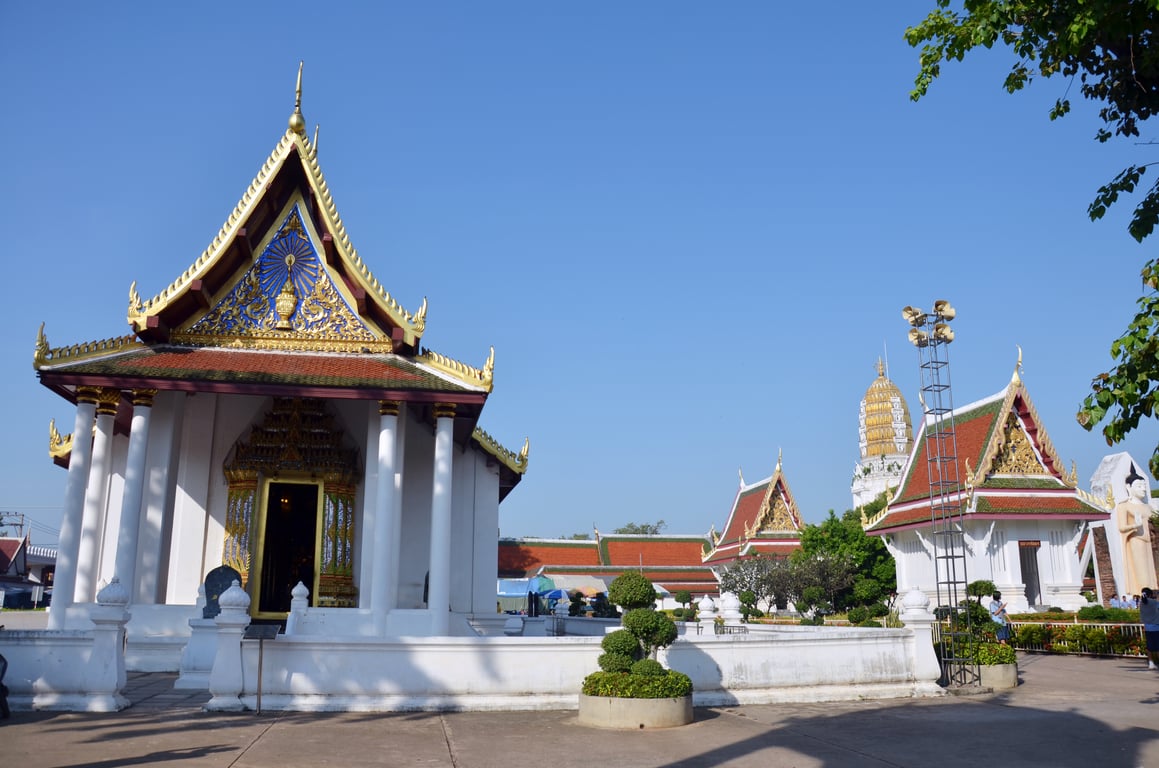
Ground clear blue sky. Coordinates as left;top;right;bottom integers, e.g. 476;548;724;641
1;3;1154;547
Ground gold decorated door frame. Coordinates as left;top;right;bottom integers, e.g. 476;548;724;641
222;397;361;618
252;475;323;619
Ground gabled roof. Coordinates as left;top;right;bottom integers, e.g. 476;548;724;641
864;373;1109;534
703;457;803;565
33;81;528;491
597;535;711;568
0;537;27;576
497;538;601;577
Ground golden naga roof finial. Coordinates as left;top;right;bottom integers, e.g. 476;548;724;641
518;437;529;467
128;280;143;317
313;123;320;151
1066;460;1078;487
482;346;495;390
289;61;306;135
776;447;783;474
33;322;49;369
412;296;428;333
1012;345;1023;385
738;467;745;487
48;417;73;460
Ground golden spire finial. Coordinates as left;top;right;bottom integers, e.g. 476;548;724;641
776;448;783;473
1012;345;1023;384
876;357;885;377
289;61;306;135
738;467;745;486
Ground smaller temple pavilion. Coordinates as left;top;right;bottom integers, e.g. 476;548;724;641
498;533;718;606
34;67;527;639
701;454;804;568
862;363;1108;612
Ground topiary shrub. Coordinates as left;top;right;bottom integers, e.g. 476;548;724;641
608;572;657;611
856;619;882;627
1077;604;1107;621
671;607;685;620
847;606;869;624
623;608;678;658
582;574;691;700
866;602;889;618
630;658;665;676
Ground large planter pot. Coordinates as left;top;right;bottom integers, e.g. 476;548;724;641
578;694;693;729
980;663;1018;690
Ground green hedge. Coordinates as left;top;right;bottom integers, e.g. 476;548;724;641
581;670;694;699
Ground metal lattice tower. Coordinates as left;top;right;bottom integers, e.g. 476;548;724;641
903;301;979;688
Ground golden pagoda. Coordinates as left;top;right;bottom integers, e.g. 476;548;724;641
852;359;914;507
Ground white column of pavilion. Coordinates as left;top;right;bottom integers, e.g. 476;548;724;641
371;399;401;634
387;406;407;611
112;389;156;601
74;388;121;604
427;403;455;635
46;386;99;630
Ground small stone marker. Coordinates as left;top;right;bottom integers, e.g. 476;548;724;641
203;565;243;619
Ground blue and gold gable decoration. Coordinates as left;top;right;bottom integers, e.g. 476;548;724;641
183;205;378;347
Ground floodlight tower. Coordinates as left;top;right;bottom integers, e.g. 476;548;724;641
902;300;978;688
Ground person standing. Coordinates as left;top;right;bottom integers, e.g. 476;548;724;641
1140;587;1159;671
989;591;1011;644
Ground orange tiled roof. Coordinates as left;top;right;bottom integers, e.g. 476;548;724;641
600;536;709;567
497;539;601;576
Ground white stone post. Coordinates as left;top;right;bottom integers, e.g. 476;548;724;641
207;580;251;712
87;578;131;712
900;585;942;688
76;388;120;603
698;595;717;635
387;408;407;611
371;400;400;634
285;581;310;635
112;389;155;601
427;403;455;635
48;388;99;629
176;585;217;690
720;592;743;626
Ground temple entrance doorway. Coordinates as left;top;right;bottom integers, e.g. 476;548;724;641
255;480;320;615
1020;540;1042;607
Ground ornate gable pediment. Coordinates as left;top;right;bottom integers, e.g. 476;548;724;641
989;411;1049;476
180;201;381;348
743;477;801;538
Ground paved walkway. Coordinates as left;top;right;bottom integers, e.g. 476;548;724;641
2;653;1158;768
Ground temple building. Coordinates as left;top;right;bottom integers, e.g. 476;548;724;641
851;360;914;508
497;533;719;608
861;364;1107;612
34;70;527;639
701;454;804;568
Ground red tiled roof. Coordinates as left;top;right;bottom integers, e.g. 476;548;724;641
600;537;709;567
40;346;475;393
497;540;601;576
719;485;766;544
894;397;1003;503
0;539;22;572
868;492;1107;533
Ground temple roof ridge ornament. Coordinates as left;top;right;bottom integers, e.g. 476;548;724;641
419;345;494;392
34;324;143;371
48;418;72;460
127;64;426;346
472;427;529;474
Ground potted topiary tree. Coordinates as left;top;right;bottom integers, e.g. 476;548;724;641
578;572;693;728
973;640;1018;689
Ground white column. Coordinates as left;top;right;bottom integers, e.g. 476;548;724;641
112;389;156;601
47;387;99;629
387;405;407;611
427;403;455;635
75;388;121;604
358;400;380;608
371;400;400;634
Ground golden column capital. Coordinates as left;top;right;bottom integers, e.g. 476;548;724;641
130;388;159;408
75;386;101;406
379;399;401;417
95;388;122;417
433;403;456;420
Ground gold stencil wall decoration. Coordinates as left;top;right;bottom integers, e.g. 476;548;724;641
991;413;1048;475
222;472;258;587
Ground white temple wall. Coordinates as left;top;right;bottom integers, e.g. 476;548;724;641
884;518;1087;612
138;391;183;604
448;448;500;615
165;393;218;603
398;417;435;609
